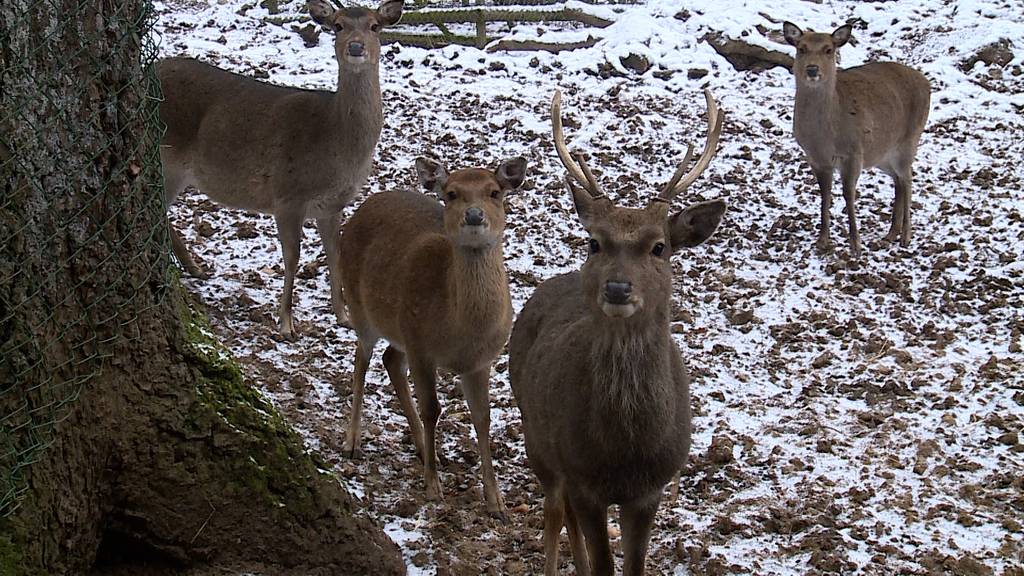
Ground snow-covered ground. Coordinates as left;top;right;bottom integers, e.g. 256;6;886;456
156;0;1024;573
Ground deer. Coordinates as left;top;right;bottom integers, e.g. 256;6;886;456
157;0;405;339
338;154;528;517
508;89;726;576
783;22;931;259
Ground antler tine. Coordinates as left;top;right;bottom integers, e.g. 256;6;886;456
573;151;603;198
551;90;604;198
658;88;725;203
657;143;695;201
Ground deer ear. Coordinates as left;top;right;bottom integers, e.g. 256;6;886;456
495;157;527;191
308;0;336;27
565;178;609;230
377;0;404;26
832;24;852;48
782;21;803;47
415;157;448;194
668;199;726;250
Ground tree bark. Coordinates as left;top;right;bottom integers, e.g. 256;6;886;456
0;0;404;574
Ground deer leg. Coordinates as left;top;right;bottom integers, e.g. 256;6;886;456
884;170;907;243
315;213;349;328
563;490;591;576
900;167;913;247
342;338;374;459
542;487;565;576
569;493;613;576
840;160;863;259
163;170;208;278
620;496;660;576
667;470;681;504
460;368;505;517
410;358;443;501
382;345;424;460
274;209;304;340
169;225;207;278
812;166;834;252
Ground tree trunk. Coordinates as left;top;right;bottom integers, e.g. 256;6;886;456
0;0;404;574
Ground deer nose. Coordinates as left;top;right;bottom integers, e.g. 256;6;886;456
806;65;820;78
605;281;632;305
464;207;485;226
347;41;365;57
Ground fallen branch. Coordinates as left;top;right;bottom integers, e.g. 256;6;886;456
399;8;612;29
703;32;793;72
486;36;600;53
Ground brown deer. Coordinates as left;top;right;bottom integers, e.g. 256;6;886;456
783;22;931;258
338;155;527;517
157;0;404;339
508;89;726;576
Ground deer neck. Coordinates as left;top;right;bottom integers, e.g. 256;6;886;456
331;67;383;154
587;304;674;438
447;243;510;328
795;78;840;136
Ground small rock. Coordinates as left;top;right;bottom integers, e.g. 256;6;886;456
687;67;709;79
961;38;1015;71
412;552;430;567
235;220;258;239
997;431;1018;446
728;307;754;325
296;23;320;48
297;261;319;280
811;350;833;369
619;53;650;75
707;435;734;464
196;220;215;237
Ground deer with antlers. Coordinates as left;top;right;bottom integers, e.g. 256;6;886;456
508;89;726;575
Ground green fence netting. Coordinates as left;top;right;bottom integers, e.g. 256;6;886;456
0;0;166;517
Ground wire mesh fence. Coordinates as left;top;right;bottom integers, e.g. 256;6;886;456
0;0;166;517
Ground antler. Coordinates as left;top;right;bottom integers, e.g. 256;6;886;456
551;90;604;199
657;88;724;203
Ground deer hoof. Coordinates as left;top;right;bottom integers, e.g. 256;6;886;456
815;237;833;253
883;229;900;243
335;308;352;329
343;446;364;460
487;509;509;523
424;477;444;501
277;321;298;342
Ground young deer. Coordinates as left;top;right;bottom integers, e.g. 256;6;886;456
158;0;404;339
508;90;726;576
783;22;931;258
338;155;527;516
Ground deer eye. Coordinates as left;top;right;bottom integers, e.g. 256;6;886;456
490;189;501;199
370;22;380;32
334;23;344;32
446;191;457;201
651;242;666;257
825;47;833;55
798;47;806;54
588;238;600;254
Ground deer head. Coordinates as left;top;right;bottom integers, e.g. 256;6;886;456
415;156;528;250
551;89;726;320
308;0;404;72
783;22;852;87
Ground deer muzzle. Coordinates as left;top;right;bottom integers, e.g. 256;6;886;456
604;281;632;305
464;206;485;227
347;41;366;58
